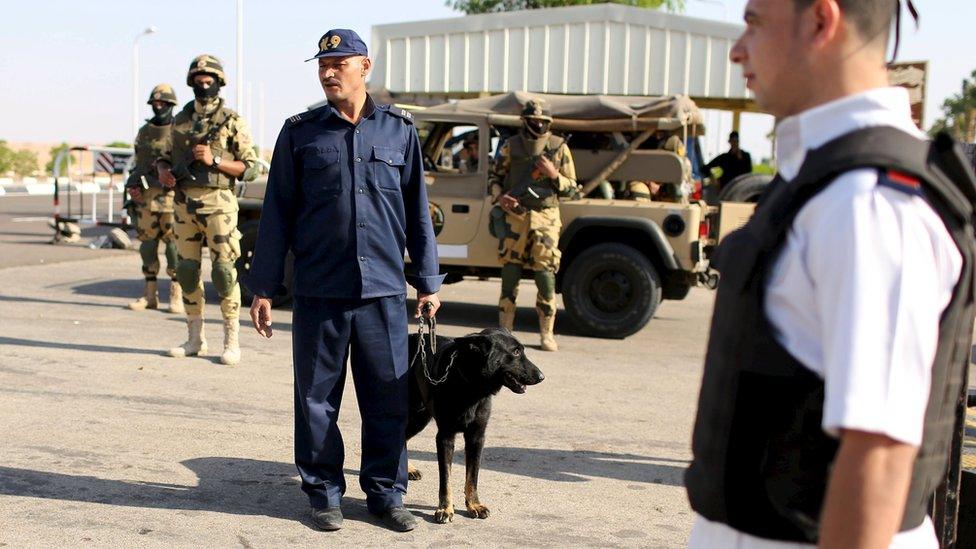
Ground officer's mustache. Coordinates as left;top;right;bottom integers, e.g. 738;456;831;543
322;79;341;88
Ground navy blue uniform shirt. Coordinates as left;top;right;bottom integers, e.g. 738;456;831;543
246;97;444;299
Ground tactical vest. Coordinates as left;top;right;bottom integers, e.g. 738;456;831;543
685;127;976;542
502;133;565;211
132;122;170;188
171;100;238;190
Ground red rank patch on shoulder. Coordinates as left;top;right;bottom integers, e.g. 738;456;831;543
886;170;921;190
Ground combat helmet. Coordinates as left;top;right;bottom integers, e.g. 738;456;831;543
520;99;553;122
147;83;178;105
186;54;226;86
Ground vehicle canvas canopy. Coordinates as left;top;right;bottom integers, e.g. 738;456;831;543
415;91;706;190
416;91;704;133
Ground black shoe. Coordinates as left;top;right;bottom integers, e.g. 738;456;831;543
311;506;343;531
378;506;417;532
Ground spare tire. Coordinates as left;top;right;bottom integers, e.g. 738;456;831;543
718;173;774;203
107;227;132;249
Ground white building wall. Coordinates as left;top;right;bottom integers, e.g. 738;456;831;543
371;3;749;100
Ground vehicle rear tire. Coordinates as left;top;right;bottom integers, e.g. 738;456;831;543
562;243;660;339
237;220;293;308
718;173;773;203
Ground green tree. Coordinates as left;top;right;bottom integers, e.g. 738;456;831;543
929;68;976;143
0;140;14;175
45;142;70;176
0;141;40;177
104;141;132;149
11;149;38;176
448;0;684;15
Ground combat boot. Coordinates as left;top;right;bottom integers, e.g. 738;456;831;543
128;280;159;311
220;318;241;365
499;299;516;331
537;308;558;352
168;280;185;314
168;315;208;357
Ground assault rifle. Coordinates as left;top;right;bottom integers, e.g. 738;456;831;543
170;115;235;182
506;133;573;213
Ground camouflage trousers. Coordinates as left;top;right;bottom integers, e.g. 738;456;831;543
498;207;561;320
498;207;562;271
173;203;241;320
132;188;176;280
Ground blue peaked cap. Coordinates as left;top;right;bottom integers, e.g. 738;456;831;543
306;29;369;61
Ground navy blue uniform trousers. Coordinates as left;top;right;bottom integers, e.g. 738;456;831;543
292;294;409;513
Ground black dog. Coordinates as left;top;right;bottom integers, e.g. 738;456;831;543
406;327;544;523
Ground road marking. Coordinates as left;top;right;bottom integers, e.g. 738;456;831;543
11;217;52;223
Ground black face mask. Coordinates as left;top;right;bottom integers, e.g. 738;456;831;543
523;119;550;138
193;82;220;101
151;105;173;125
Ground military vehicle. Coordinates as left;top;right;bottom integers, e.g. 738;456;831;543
235;92;765;339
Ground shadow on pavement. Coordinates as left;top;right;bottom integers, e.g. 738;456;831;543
0;293;125;310
0;457;437;528
74;278;214;302
0;336;165;357
404;298;582;336
408;447;687;486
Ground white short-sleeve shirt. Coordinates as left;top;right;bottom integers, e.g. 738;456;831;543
690;87;962;549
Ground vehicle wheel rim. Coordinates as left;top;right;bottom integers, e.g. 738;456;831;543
588;269;633;314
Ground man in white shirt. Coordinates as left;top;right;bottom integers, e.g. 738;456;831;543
685;1;975;547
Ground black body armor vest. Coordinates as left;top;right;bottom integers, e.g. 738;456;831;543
685;127;976;542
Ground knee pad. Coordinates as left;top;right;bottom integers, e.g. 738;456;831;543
176;259;202;290
139;239;159;267
164;240;179;269
500;263;523;300
211;260;238;297
534;270;556;301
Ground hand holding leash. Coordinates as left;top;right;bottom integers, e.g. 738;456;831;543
416;292;441;319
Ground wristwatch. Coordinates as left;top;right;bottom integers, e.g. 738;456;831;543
212;155;222;168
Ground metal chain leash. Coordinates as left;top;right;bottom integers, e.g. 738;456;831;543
410;302;457;386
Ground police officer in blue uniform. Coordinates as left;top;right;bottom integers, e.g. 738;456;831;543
246;29;443;533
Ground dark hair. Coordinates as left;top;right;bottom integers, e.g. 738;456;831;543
728;131;740;140
792;0;896;46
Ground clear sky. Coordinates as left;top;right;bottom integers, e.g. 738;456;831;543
2;0;973;162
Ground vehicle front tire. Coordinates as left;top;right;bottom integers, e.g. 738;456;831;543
718;173;773;203
562;243;660;339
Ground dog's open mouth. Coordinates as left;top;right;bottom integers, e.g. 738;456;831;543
503;372;526;394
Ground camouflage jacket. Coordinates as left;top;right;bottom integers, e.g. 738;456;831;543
488;133;578;210
159;98;259;190
126;121;171;189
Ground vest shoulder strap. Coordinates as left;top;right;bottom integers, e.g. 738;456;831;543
771;127;975;241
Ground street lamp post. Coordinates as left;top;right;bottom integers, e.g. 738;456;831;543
132;26;158;137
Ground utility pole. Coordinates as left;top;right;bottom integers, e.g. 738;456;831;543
236;0;244;114
132;26;157;137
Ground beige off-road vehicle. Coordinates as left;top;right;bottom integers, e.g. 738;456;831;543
236;92;764;339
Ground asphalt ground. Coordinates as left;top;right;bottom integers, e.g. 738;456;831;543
0;244;711;548
0;194;125;269
1;192;973;548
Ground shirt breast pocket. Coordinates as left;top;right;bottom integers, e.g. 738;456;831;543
302;147;341;199
371;146;405;191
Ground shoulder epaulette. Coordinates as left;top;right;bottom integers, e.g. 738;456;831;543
384;105;414;124
878;168;924;197
288;104;329;127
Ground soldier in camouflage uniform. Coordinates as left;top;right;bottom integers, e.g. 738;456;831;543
488;100;578;352
125;84;183;314
157;55;259;365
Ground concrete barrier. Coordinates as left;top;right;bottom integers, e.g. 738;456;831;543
71;182;102;194
25;182;55;195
